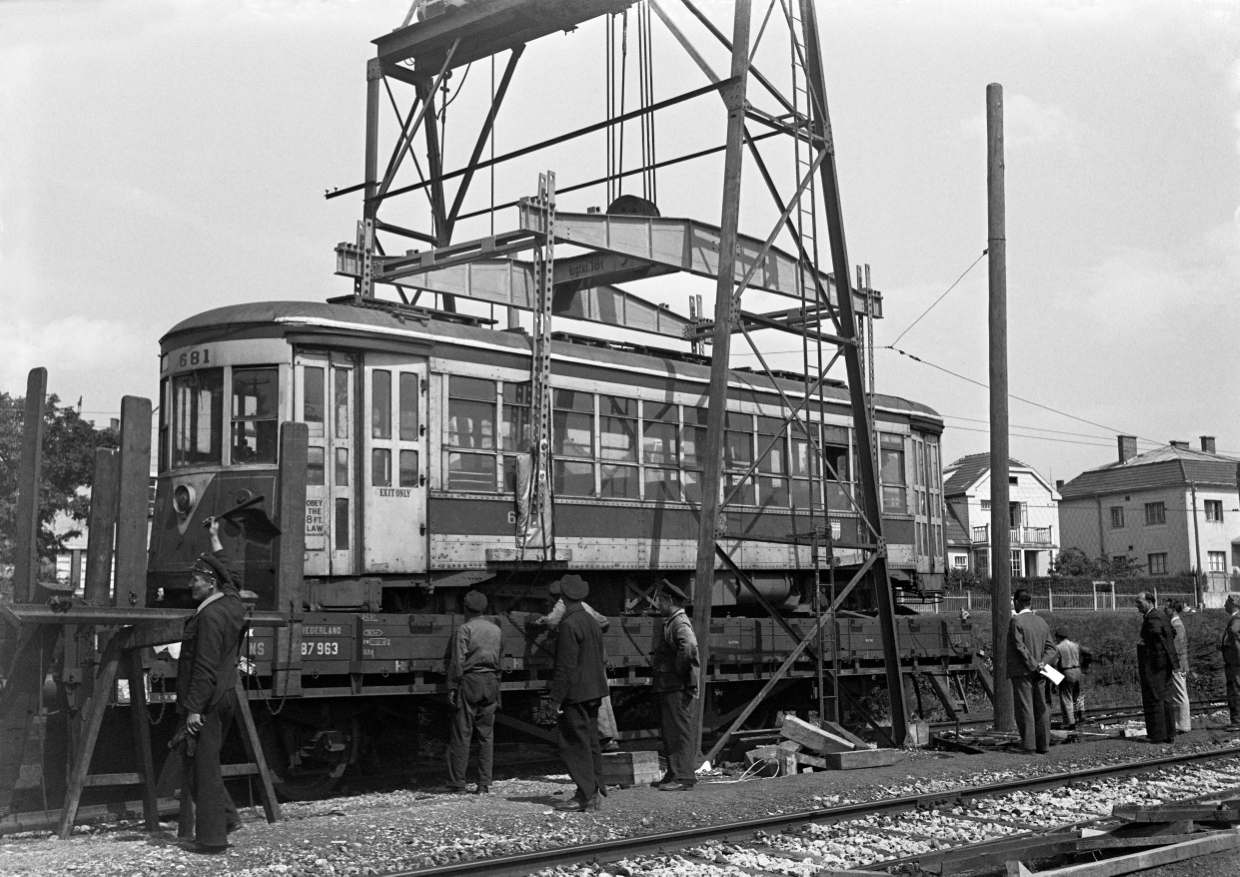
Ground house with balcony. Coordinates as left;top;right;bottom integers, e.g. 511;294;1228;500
943;454;1060;578
1058;436;1240;603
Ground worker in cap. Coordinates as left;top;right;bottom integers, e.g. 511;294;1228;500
650;579;700;791
531;578;619;752
176;517;246;853
547;574;609;811
443;590;502;794
1052;626;1086;731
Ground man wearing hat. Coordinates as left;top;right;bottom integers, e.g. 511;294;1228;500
547;574;609;811
1219;594;1240;731
530;581;619;752
1052;627;1085;731
176;518;247;853
444;590;502;793
651;579;700;791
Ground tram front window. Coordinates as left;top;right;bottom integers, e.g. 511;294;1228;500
232;367;279;464
172;368;223;468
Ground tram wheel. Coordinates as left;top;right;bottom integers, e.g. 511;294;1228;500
258;714;358;801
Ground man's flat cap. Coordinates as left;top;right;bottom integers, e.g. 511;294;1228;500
191;552;231;587
556;574;589;601
658;578;689;604
464;590;488;612
548;581;561;597
1054;626;1070;639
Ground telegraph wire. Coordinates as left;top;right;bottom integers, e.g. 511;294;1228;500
888;249;989;348
882;345;1163;447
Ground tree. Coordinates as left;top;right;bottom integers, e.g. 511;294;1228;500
0;392;119;571
1050;547;1145;579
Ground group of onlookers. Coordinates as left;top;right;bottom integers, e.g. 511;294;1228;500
1007;588;1240;752
443;577;700;809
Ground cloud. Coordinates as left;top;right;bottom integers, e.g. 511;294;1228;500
0;314;155;416
960;93;1084;152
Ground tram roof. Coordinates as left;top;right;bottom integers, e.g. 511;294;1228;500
164;300;942;425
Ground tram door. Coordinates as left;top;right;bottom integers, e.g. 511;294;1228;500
362;354;428;573
296;351;355;577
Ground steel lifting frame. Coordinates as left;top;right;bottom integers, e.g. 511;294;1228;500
331;1;912;749
683;0;911;751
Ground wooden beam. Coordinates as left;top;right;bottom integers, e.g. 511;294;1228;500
1006;827;1240;876
113;396;152;609
14;368;47;602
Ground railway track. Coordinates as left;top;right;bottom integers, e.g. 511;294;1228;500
389;744;1240;877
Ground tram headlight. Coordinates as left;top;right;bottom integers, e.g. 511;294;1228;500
172;484;196;516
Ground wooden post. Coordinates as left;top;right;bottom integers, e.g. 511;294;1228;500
987;83;1014;731
274;423;307;697
1190;482;1204;603
113;396;152;609
125;649;160;832
14;368;47;602
84;448;120;604
58;632;127;838
690;0;753;759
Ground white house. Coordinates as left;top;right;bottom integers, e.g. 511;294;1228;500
943;454;1061;578
1058;436;1240;601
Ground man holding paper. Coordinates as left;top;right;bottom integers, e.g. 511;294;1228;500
1006;588;1058;754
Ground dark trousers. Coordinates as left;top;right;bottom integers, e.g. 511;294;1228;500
1138;660;1175;743
1011;673;1049;752
557;698;604;800
184;689;239;847
1225;664;1240;724
658;689;697;784
1057;669;1084;726
447;672;499;789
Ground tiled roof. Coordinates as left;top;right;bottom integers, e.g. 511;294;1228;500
942;453;1033;497
944;501;970;547
1059;445;1240;499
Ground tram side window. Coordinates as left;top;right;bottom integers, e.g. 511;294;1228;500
880;432;908;513
372;449;392;487
600;396;638;499
757;416;788;509
399;373;420;441
724;412;755;505
158;377;169;472
790;423;822;510
372;370;391;439
553;389;594;497
447;376;497;492
172;368;223;469
232;368;279;464
400;450;419;488
307;446;325;486
304;367;325;430
681;407;708;504
643;402;680;502
821;425;850;510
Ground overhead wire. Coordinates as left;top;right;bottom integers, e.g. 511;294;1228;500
888;249;988;348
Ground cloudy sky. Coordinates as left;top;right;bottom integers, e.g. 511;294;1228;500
3;0;1238;487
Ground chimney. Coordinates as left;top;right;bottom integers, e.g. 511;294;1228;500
1055;479;1064;490
1117;435;1138;463
1201;435;1216;454
1170;440;1189;450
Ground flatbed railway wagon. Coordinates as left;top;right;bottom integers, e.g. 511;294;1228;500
133;298;969;798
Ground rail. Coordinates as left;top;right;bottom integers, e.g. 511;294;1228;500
390;744;1240;877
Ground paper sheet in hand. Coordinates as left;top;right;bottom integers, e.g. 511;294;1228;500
1040;664;1065;685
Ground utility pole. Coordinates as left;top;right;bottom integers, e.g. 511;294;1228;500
1190;482;1203;604
987;83;1013;731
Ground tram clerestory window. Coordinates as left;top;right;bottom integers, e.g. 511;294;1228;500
231;368;279;464
172;368;223;469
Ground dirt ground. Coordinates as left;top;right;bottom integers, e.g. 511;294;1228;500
4;722;1240;876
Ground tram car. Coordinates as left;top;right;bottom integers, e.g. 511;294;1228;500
145;299;971;797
